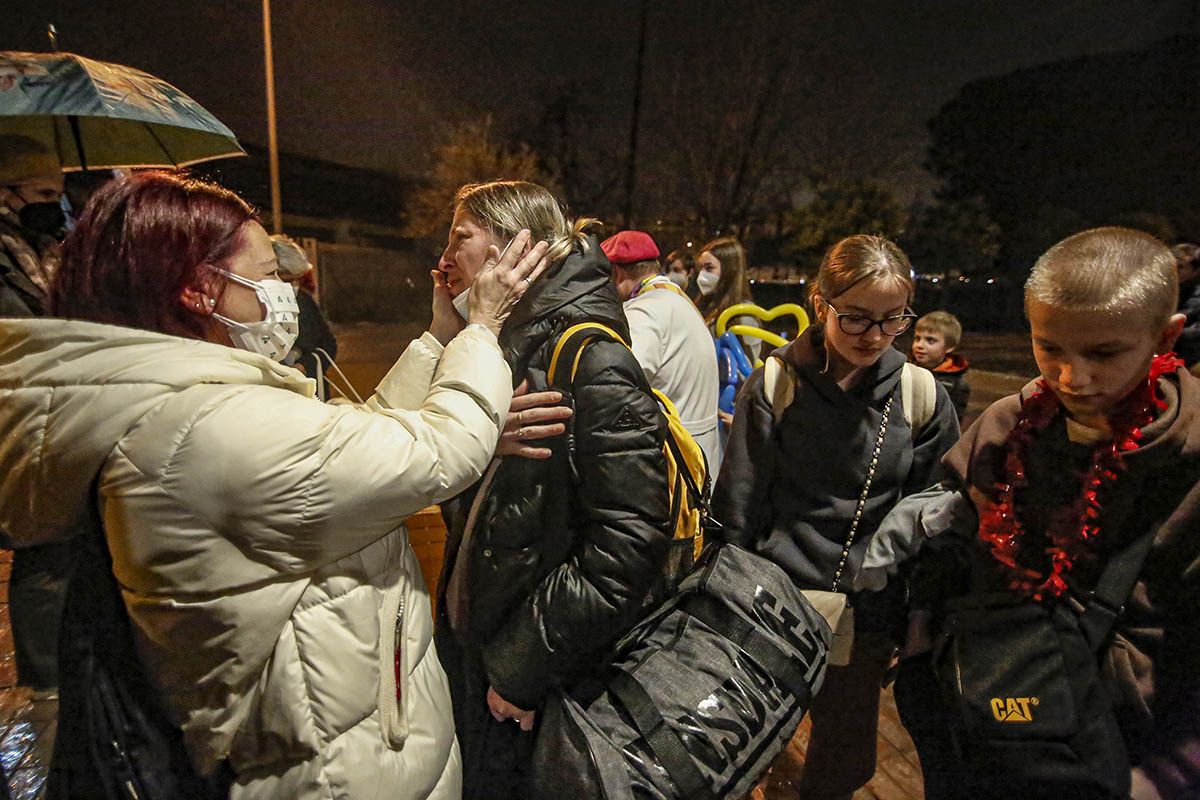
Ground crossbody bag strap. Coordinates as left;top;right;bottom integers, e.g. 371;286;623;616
830;394;893;592
1077;528;1157;652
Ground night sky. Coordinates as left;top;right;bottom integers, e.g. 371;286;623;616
7;1;1188;206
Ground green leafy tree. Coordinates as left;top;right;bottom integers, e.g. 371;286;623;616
403;118;555;240
902;196;1001;276
783;180;908;268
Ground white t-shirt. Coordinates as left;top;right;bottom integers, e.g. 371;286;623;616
624;275;722;471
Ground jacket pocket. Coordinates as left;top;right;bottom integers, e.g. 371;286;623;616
378;574;410;749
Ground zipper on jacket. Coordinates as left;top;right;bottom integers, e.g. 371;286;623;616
378;577;410;748
393;595;405;708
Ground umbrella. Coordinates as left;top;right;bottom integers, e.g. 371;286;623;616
0;50;244;171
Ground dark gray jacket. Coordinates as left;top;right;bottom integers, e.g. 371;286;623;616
712;327;959;614
0;217;47;318
1176;278;1200;367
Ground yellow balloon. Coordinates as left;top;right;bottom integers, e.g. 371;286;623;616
715;302;810;340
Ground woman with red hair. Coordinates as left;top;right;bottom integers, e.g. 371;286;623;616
0;170;548;799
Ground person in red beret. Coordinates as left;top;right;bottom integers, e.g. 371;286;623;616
603;230;721;470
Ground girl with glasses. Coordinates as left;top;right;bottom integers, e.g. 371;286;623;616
711;234;960;800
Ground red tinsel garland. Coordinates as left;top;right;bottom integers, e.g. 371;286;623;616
977;353;1182;600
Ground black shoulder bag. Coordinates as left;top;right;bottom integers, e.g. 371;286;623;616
46;507;231;800
934;528;1155;800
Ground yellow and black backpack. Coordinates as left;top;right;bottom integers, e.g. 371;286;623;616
547;322;718;587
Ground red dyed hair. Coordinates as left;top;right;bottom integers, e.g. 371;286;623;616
50;170;257;339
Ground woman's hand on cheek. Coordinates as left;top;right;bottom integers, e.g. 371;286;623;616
467;230;550;336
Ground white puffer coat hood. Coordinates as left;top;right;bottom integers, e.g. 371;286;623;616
0;318;512;799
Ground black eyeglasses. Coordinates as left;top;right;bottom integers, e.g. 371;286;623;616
822;298;916;336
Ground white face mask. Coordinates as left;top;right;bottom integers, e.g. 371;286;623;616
452;286;471;320
667;271;688;289
212;271;300;361
696;270;720;296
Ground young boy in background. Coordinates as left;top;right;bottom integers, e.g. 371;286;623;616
911;310;971;422
892;227;1200;800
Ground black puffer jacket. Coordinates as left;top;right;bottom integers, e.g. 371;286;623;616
439;238;672;709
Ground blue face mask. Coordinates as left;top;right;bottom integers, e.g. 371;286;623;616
58;193;76;233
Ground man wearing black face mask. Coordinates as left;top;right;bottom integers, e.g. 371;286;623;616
0;135;66;317
0;135;73;694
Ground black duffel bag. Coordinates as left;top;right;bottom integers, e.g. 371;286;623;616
532;544;830;800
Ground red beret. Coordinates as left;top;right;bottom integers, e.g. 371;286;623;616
600;230;660;265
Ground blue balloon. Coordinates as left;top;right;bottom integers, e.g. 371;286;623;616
718;348;737;387
717;332;754;379
719;384;737;415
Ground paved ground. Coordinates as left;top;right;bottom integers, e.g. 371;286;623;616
0;323;1038;798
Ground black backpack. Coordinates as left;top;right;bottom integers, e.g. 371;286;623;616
46;513;231;800
932;529;1155;800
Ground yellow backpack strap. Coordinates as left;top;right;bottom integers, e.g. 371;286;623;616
547;322;630;390
546;322;639;487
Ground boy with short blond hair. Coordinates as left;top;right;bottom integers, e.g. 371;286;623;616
911;310;970;421
891;227;1200;800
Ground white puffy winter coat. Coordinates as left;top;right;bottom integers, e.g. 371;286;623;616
0;318;513;799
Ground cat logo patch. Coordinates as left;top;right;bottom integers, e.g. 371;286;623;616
990;696;1038;723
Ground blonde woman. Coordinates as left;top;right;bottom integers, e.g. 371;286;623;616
433;180;672;799
711;234;960;800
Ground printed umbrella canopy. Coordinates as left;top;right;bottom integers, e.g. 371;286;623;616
0;50;244;171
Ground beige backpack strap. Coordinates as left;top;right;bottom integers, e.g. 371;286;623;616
763;355;797;424
901;362;937;436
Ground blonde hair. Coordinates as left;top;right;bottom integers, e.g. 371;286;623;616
696;237;753;325
1025;227;1177;326
810;234;914;308
916;310;962;349
453;180;599;267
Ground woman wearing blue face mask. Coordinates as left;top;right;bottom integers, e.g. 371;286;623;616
0;170;549;799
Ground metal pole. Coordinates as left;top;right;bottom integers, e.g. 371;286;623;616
622;0;648;228
263;0;283;234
